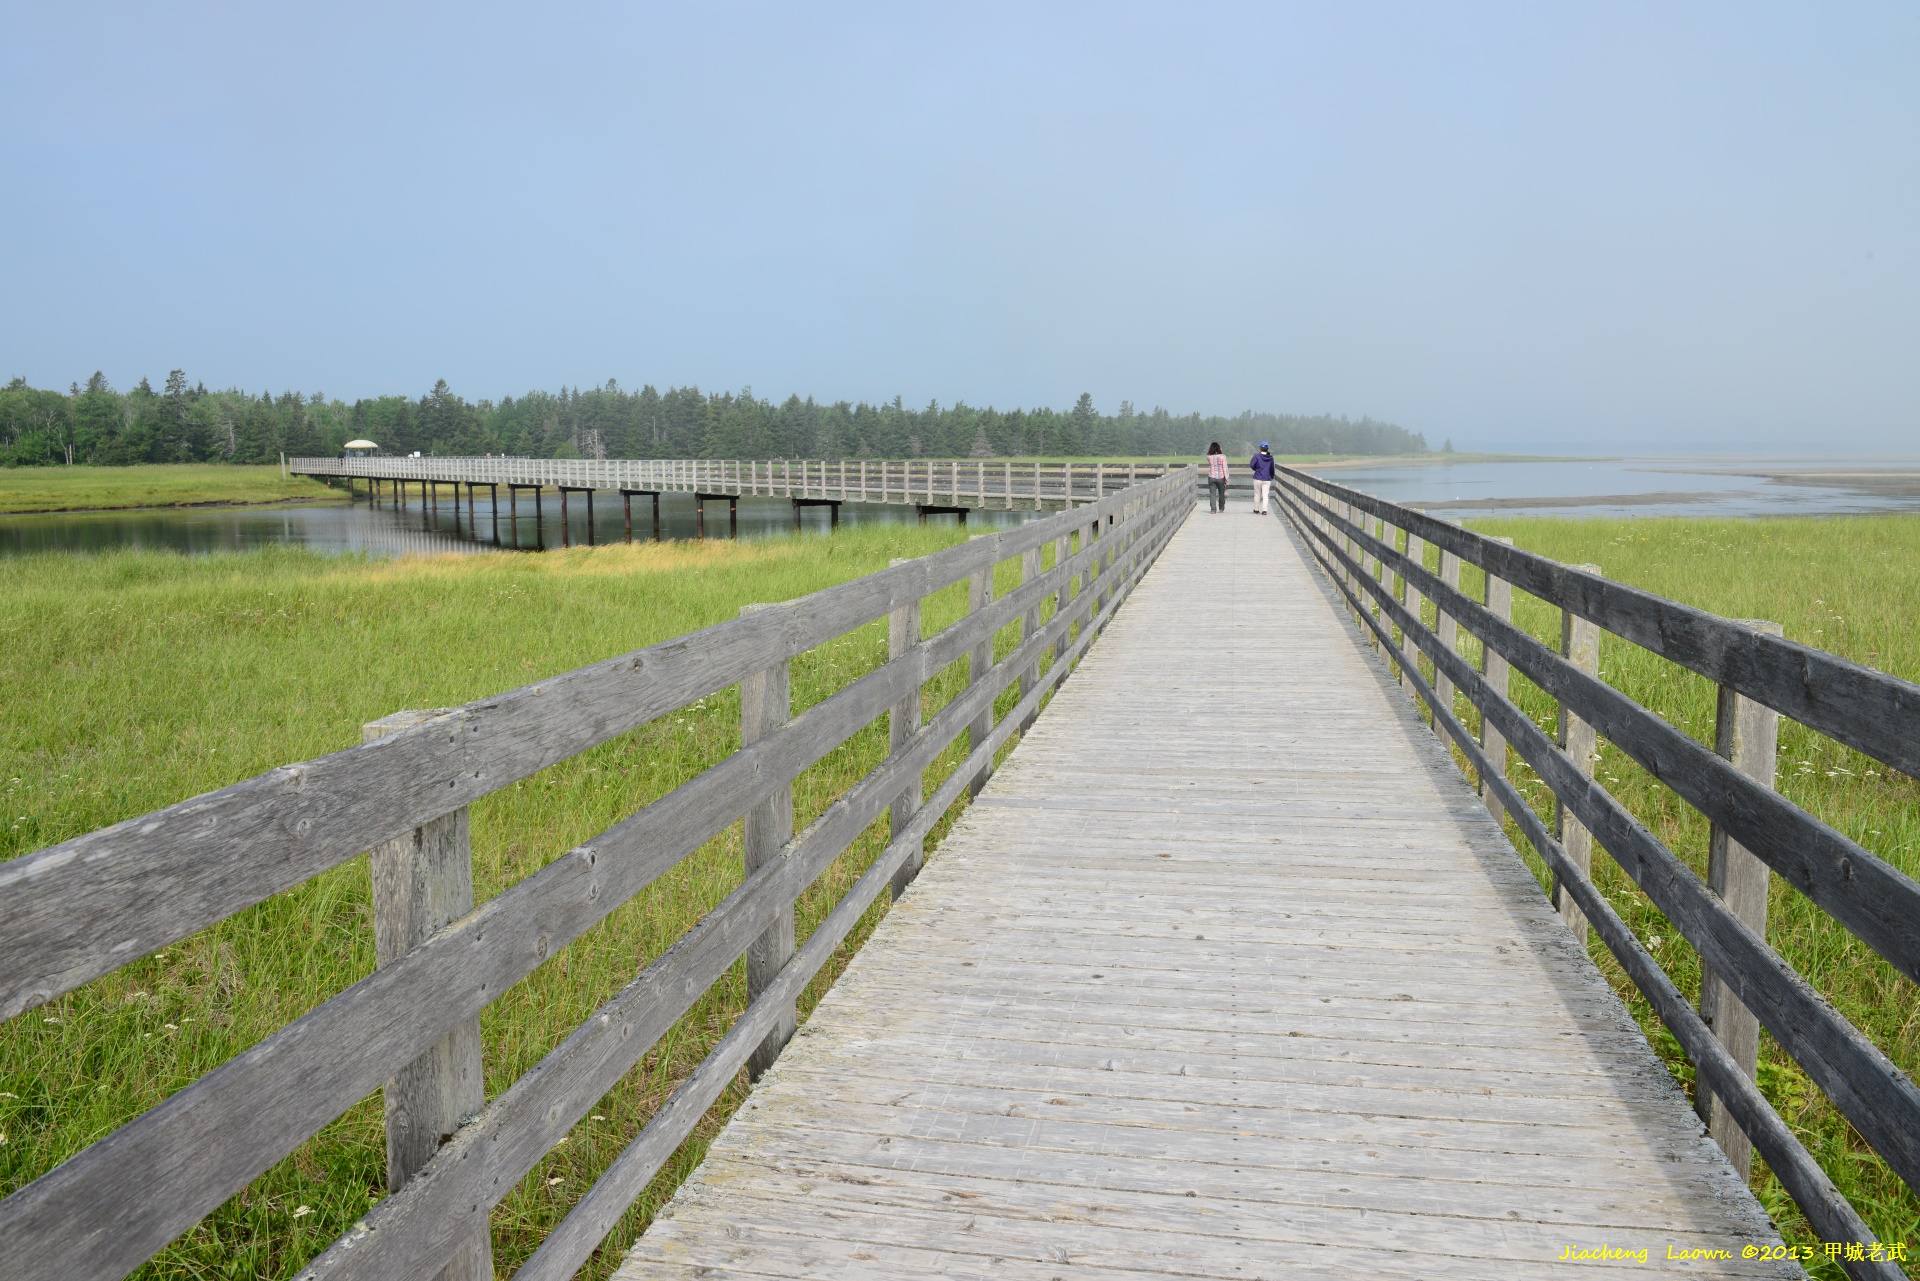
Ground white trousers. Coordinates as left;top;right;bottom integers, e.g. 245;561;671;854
1253;479;1271;512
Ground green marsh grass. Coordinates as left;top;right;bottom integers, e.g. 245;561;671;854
0;526;1093;1278
1376;515;1920;1274
0;463;342;514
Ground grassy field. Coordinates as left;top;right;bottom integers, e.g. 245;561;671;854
0;525;1092;1278
1401;514;1919;1272
0;464;342;513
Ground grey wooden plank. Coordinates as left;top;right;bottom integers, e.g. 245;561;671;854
708;1123;1763;1224
666;1174;1789;1274
634;1187;1791;1281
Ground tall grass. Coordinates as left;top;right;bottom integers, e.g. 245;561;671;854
1383;515;1920;1275
0;525;1087;1278
0;463;341;514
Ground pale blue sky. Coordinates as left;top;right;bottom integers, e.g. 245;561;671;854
3;2;1915;452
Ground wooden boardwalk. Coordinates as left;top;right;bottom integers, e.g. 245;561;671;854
616;506;1796;1279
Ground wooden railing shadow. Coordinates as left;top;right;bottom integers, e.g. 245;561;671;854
1274;466;1919;1279
0;470;1196;1281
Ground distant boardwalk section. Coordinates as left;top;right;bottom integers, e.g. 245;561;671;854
288;455;1189;513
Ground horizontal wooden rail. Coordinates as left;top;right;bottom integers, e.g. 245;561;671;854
0;468;1194;1281
1272;477;1912;1279
1281;466;1920;781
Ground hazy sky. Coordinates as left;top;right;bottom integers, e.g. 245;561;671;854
4;2;1915;453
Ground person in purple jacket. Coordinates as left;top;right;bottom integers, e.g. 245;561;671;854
1248;442;1277;513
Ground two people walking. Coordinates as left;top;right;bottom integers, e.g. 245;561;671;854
1204;441;1278;513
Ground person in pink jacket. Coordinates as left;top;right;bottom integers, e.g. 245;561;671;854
1205;443;1229;512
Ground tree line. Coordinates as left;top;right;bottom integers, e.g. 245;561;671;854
0;372;1428;466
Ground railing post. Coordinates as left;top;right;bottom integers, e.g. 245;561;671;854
1364;514;1385;648
1401;532;1425;701
1374;518;1398;675
888;563;924;901
1053;528;1072;656
1089;513;1107;611
362;711;491;1281
967;537;997;798
1434;547;1462;731
1554;565;1603;943
738;605;795;1080
1344;499;1359;606
1479;536;1515;818
1019;543;1044;732
1697;619;1783;1179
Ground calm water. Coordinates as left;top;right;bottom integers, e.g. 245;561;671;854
0;491;1034;558
1318;456;1920;518
5;458;1917;558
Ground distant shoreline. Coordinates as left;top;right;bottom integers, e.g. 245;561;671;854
0;496;341;517
1413;490;1723;511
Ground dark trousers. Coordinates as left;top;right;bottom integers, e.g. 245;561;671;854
1208;478;1227;511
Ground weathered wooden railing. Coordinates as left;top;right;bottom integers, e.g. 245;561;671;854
1273;466;1919;1281
289;455;1199;512
0;468;1196;1280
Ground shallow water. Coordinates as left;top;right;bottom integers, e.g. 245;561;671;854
0;492;1032;558
1315;456;1920;518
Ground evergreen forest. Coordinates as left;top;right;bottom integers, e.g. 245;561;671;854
0;372;1427;466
